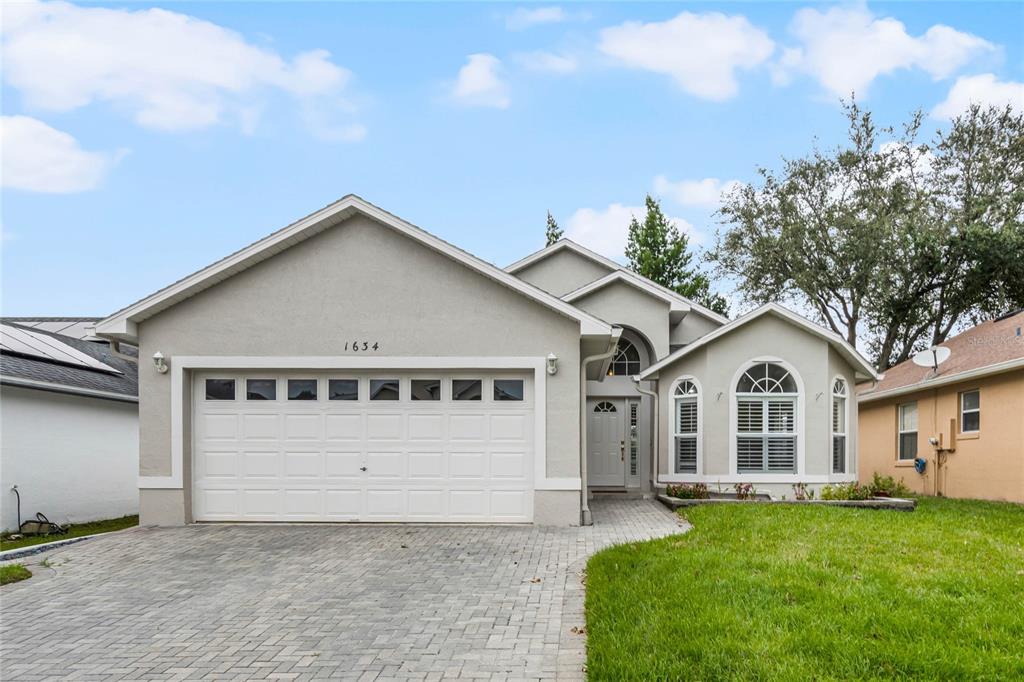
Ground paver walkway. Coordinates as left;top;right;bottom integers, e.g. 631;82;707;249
1;498;685;681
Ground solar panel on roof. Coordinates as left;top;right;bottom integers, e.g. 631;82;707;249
0;324;122;375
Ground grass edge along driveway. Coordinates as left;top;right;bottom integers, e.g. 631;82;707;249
0;515;138;552
0;564;32;585
585;498;1024;680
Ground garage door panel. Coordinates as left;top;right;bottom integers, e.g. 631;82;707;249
325;414;362;440
284;451;322;477
193;371;534;523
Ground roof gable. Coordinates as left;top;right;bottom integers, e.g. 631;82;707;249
95;196;613;342
505;239;621;275
640;303;880;381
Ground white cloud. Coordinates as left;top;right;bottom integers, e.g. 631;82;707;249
0;0;363;138
0;115;123;193
654;176;742;208
514;50;579;75
505;6;568;31
452;54;510;109
777;6;995;97
932;74;1024;119
598;12;774;101
565;203;698;261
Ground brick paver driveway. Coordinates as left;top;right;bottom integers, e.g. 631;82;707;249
1;499;684;681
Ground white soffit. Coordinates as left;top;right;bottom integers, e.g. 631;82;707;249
0;324;122;374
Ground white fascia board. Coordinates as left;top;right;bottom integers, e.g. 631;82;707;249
640;303;880;381
857;357;1024;403
562;270;690;314
505;239;623;274
1;376;138;403
95;197;612;343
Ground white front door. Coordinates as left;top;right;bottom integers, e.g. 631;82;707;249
588;399;625;487
191;371;534;523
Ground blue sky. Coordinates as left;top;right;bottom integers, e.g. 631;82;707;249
2;1;1022;316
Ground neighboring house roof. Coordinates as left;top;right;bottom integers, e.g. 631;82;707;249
506;238;729;325
858;309;1024;403
1;317;103;341
0;322;138;402
95;195;614;342
639;303;881;382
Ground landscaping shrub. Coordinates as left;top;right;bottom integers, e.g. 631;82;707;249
820;482;874;500
791;482;815;500
666;483;709;499
869;472;912;497
734;482;755;500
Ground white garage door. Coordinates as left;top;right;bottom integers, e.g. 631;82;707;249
192;371;534;523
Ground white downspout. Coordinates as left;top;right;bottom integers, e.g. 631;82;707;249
579;331;622;526
633;377;659;496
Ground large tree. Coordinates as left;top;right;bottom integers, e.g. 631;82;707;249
710;101;1024;370
626;195;729;316
545;211;563;246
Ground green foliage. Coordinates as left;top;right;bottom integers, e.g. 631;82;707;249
626;195;729;316
0;564;31;585
791;482;815;500
733;482;755;500
585;498;1024;680
710;100;1024;370
869;472;912;498
666;483;709;499
544;210;563;246
820;482;874;500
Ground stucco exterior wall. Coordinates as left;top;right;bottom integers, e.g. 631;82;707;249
669;311;721;347
136;214;584;525
858;369;1024;503
1;386;138;532
512;249;614;298
571;281;671;360
653;314;857;494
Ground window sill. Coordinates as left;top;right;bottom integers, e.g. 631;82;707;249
895;460;917;467
958;432;980;440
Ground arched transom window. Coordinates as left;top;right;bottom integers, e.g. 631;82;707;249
608;339;641;376
832;378;848;474
735;362;798;474
673;380;699;474
594;401;617;413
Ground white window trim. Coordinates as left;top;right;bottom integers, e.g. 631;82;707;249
728;357;806;477
898;401;918;461
143;355;577;492
960;389;980;434
831;375;849;475
669;376;703;476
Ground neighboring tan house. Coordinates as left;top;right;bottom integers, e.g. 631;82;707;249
0;320;139;532
93;195;878;527
858;310;1024;503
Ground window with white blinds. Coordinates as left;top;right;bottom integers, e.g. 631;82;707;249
673;380;699;474
735;363;798;474
832;378;847;474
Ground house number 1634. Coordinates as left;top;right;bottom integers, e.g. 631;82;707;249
344;341;381;352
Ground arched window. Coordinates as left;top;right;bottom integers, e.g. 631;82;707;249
735;362;798;474
594;401;617;413
832;377;847;474
608;339;641;376
673;380;700;474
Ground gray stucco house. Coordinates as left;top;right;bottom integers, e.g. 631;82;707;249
95;195;878;526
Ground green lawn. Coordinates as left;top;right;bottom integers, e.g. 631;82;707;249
0;564;32;585
0;515;138;552
586;498;1024;680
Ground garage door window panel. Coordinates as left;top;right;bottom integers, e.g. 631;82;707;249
205;379;235;401
246;379;277;401
494;379;524;401
453;379;482;401
328;379;359;401
288;379;318;401
412;379;442;401
370;379;400;401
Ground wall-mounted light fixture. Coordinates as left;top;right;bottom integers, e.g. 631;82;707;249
153;351;169;374
546;353;558;375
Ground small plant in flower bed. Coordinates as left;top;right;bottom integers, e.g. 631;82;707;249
820;482;874;500
791;482;815;500
666;483;710;499
734;483;755;500
869;473;912;497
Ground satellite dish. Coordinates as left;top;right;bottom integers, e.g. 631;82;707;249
912;346;951;371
